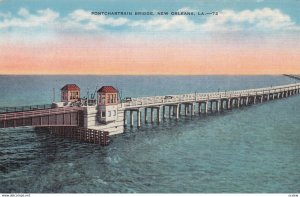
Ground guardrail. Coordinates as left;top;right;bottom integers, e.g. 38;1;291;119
0;107;82;121
0;104;52;114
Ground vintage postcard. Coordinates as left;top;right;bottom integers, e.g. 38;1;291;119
0;0;299;195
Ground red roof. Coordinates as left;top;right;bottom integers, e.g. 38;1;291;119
97;86;118;93
61;84;80;91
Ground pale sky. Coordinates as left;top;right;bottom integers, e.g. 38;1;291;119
0;0;300;75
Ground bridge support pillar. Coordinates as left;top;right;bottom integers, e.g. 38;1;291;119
245;97;249;106
162;106;165;120
205;102;208;114
151;108;154;123
231;99;235;108
157;107;161;123
217;100;220;112
124;111;127;127
237;98;240;108
191;103;195;116
137;110;141;128
227;99;231;109
130;111;134;128
175;104;179;120
144;108;148;123
198;103;202;115
179;104;182;116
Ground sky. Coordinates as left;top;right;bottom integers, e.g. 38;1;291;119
0;0;300;75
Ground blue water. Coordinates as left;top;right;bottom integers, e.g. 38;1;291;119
0;75;300;193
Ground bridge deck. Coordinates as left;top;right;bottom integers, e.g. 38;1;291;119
121;83;300;109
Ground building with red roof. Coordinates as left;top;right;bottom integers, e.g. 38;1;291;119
61;84;80;102
97;86;118;105
97;86;119;123
97;86;118;94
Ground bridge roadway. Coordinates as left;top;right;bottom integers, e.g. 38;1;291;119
121;82;300;127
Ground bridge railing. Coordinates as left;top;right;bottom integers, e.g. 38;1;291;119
0;107;82;121
121;83;300;108
0;104;52;114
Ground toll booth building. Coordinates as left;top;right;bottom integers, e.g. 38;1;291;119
61;84;80;102
97;86;119;123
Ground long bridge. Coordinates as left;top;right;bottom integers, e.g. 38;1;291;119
0;81;300;146
121;82;300;127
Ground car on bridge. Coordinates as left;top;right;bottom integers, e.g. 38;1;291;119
164;95;174;99
123;97;132;102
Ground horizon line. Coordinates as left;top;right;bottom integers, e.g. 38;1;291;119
0;73;297;76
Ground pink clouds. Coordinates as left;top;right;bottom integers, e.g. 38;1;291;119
1;32;300;75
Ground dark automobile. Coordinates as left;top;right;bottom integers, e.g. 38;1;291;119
123;97;132;102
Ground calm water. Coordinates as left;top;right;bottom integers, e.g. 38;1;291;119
0;75;300;193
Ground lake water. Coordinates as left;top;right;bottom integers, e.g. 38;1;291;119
0;75;300;193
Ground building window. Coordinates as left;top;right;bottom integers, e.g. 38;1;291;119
111;94;114;103
113;110;116;116
108;111;111;117
62;91;68;100
113;95;117;103
101;111;106;117
70;91;78;99
107;94;110;104
101;96;105;104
